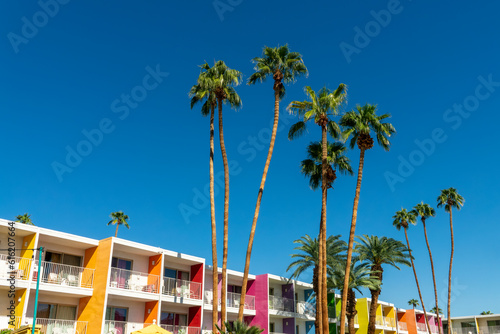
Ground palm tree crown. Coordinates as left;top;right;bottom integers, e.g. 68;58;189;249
16;213;34;225
248;44;308;97
430;307;443;315
301;141;353;190
393;209;417;230
340;104;395;151
108;211;130;237
408;299;419;308
328;259;381;293
437;188;465;212
288;85;347;140
287;234;347;279
412;202;436;222
355;235;411;271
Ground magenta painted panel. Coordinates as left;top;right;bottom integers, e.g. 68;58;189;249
247;279;256;295
249;274;269;334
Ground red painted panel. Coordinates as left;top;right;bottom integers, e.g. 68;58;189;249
188;306;201;327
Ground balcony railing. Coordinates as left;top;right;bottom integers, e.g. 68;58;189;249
296;301;316;317
227;292;255;310
453;328;478;334
104;320;146;334
399;322;408;331
109;267;158;293
269;295;294;312
160;325;201;334
33;261;94;288
162;277;201;299
25;317;87;334
417;323;428;332
0;254;32;280
429;325;440;333
479;326;500;334
376;315;385;326
385;316;396;328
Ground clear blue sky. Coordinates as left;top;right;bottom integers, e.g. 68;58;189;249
1;0;499;317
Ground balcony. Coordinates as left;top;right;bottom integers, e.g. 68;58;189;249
227;292;255;310
429;325;440;333
104;320;146;334
269;295;294;312
385;316;396;328
343;315;359;325
399;322;408;331
109;267;159;293
376;315;385;326
162;277;201;299
25;317;87;334
160;325;201;334
33;261;94;288
417;323;428;332
453;328;478;334
296;301;316;317
479;326;500;334
0;254;32;280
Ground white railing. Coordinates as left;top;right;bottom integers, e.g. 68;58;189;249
417;323;428;332
376;315;385;326
429;325;440;333
103;320;145;334
269;295;294;312
453;328;478;334
0;254;32;280
162;277;202;299
385;316;396;328
109;267;159;293
479;326;500;334
296;301;316;317
343;315;359;325
33;260;94;288
227;292;255;310
399;322;408;331
25;318;87;334
160;325;201;334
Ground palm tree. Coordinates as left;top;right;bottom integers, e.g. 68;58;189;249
437;188;464;334
408;299;419;309
287;234;347;334
355;235;411;334
239;44;307;320
430;307;443;315
339;104;396;334
206;60;242;329
412;202;441;334
216;321;264;334
480;311;493;315
288;84;347;334
189;63;220;332
108;211;130;237
329;259;381;334
393;209;431;334
15;213;34;225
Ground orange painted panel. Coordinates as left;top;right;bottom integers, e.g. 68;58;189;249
144;301;159;324
77;238;113;334
406;309;418;334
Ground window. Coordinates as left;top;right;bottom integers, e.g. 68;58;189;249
296;325;299;334
45;252;82;266
461;322;476;328
269;288;274;296
164;268;190;281
269;323;275;333
487;321;500;327
111;257;132;270
37;304;76;320
106;307;128;321
160;312;187;326
233;286;242;294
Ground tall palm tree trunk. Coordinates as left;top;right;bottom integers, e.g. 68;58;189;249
447;208;454;334
346;289;357;334
340;148;366;334
218;98;230;330
321;125;329;334
114;224;119;238
210;104;219;332
313;265;320;334
423;221;442;334
317;205;324;334
404;228;432;334
367;266;383;334
238;86;281;320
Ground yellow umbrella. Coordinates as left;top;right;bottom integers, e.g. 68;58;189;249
131;324;173;334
